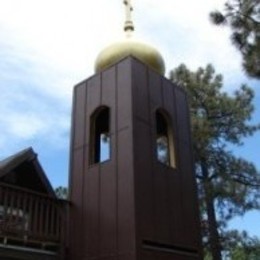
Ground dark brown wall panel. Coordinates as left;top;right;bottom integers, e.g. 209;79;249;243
117;128;136;254
132;59;149;122
117;59;132;130
73;83;87;149
179;139;201;247
69;147;84;258
174;86;201;248
162;79;179;166
153;163;172;243
81;73;101;259
162;79;184;245
162;81;187;245
174;88;190;145
133;120;155;241
99;161;117;256
148;69;162;108
101;67;116;134
116;59;136;256
84;165;100;257
99;67;118;257
140;251;199;260
162;79;175;116
138;250;156;260
167;169;184;244
118;254;136;260
87;74;101;117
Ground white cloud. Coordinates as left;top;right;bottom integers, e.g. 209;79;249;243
0;90;70;153
0;48;70;155
3;113;46;139
0;0;237;77
0;108;69;140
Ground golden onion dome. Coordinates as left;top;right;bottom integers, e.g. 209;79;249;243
94;0;165;75
95;38;165;75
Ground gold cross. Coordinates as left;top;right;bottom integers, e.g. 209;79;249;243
123;0;134;32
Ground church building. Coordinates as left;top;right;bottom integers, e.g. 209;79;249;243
0;1;202;259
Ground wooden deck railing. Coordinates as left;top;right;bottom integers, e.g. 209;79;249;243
0;182;68;252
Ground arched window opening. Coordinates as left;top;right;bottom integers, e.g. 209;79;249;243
90;107;110;165
156;110;176;168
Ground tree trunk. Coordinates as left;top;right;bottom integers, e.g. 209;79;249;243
201;162;222;260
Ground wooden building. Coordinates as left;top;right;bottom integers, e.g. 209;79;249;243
0;148;67;260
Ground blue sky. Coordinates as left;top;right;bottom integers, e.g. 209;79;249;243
0;0;259;238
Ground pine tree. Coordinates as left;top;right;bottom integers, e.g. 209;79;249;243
55;186;68;199
224;230;260;259
210;0;260;79
170;64;260;260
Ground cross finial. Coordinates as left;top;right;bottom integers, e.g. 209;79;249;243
123;0;134;34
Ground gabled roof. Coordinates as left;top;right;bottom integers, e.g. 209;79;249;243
0;148;33;176
0;147;56;198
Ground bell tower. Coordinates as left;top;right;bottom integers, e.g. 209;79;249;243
68;2;202;260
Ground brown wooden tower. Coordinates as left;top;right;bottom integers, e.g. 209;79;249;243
68;1;202;260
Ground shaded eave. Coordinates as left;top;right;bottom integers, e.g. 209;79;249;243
0;147;56;198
